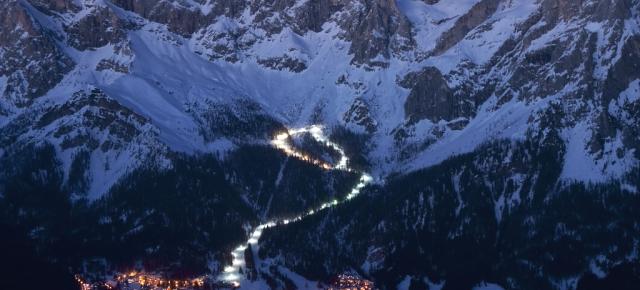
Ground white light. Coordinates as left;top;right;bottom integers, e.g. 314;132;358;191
224;274;239;281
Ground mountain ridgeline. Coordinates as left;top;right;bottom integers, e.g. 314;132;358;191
1;0;639;289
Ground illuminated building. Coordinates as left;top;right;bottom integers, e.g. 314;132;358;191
76;271;208;290
328;273;374;290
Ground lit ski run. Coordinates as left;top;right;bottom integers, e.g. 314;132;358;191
218;125;373;287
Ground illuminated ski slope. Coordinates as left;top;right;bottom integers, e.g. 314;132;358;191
219;125;373;287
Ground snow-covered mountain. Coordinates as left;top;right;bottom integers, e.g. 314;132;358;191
2;0;639;192
1;0;640;289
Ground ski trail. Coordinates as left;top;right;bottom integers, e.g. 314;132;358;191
219;125;373;287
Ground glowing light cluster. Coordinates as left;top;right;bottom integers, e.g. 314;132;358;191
76;271;208;290
115;272;206;289
271;125;351;171
74;275;92;290
328;273;375;290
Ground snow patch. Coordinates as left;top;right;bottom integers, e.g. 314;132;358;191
561;120;636;183
0;75;7;95
436;0;539;67
609;79;640;125
473;282;504;290
397;0;482;54
397;276;412;290
404;94;542;173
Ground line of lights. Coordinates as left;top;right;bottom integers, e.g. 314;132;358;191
219;125;373;288
75;125;373;290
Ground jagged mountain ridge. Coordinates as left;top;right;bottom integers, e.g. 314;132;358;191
1;0;640;289
1;0;638;194
2;0;639;191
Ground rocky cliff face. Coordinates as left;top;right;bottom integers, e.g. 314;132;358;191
1;0;639;289
392;0;639;182
0;1;73;109
66;6;130;50
401;67;463;123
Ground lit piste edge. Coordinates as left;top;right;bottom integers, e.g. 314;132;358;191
219;125;373;286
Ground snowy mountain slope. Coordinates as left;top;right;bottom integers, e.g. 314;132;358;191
3;0;639;193
394;0;640;182
1;0;640;289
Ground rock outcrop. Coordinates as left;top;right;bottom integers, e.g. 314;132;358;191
0;1;73;108
343;97;377;132
338;0;414;66
66;6;130;50
432;0;500;56
401;67;465;123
